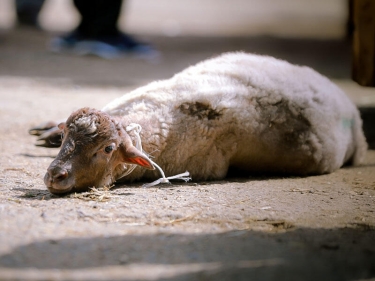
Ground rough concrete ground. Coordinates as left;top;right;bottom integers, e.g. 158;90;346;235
0;24;375;281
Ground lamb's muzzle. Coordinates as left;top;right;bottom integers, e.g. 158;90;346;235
44;165;73;194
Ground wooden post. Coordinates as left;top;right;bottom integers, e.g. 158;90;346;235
352;0;375;87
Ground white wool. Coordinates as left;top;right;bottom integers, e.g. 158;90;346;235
73;116;97;134
102;52;367;182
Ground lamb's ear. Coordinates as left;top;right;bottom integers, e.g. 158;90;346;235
115;122;155;170
119;145;155;170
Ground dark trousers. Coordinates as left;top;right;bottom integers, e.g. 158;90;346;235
73;0;123;38
16;0;45;25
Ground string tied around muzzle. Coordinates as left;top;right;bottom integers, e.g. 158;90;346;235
124;123;191;188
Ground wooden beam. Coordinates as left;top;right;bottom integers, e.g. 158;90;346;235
352;0;375;87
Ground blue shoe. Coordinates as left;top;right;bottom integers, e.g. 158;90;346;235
50;32;159;59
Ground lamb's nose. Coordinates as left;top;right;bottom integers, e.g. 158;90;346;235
48;167;68;183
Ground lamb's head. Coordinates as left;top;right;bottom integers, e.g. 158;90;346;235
44;107;154;195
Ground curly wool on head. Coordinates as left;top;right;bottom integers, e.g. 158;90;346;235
65;108;120;141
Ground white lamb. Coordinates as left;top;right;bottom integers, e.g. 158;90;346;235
31;52;367;194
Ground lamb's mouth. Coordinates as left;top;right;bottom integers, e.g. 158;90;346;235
46;185;74;195
47;182;93;195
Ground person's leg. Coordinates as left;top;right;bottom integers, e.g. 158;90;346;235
50;0;157;58
16;0;45;26
73;0;122;38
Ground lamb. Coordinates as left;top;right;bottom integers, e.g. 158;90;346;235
30;52;367;195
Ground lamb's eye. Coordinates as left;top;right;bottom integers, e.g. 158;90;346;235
104;145;114;154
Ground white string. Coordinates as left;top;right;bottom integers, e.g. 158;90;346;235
124;123;191;188
126;123;143;151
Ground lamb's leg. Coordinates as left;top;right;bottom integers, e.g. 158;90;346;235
29;121;62;147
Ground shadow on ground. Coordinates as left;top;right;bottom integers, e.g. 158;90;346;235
0;227;374;280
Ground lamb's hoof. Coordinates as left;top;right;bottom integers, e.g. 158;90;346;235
29;121;59;136
36;127;63;147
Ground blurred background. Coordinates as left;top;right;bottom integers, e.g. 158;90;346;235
0;0;374;106
0;0;348;38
